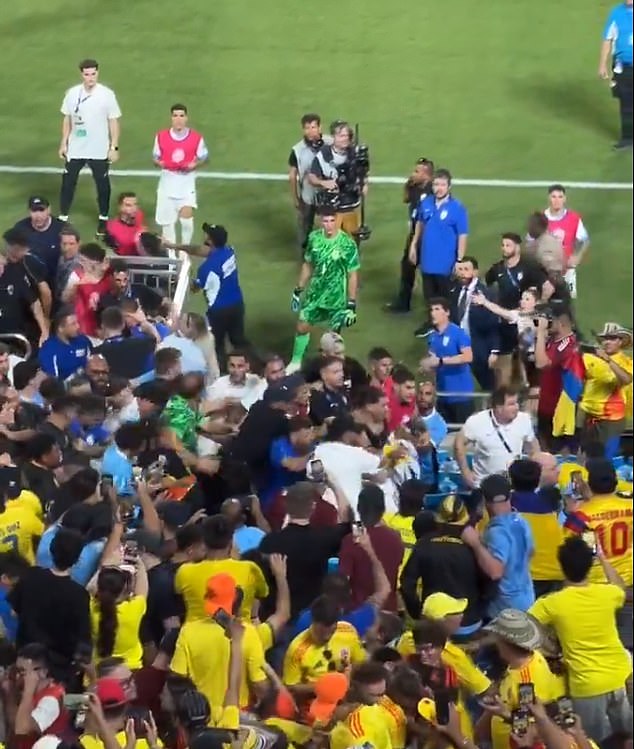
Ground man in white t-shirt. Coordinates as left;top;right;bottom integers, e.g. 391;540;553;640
454;386;539;488
152;103;209;246
58;58;122;239
206;349;264;408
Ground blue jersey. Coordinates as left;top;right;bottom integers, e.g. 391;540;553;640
196;245;244;311
38;334;91;380
429;323;474;402
415;195;469;276
604;3;633;65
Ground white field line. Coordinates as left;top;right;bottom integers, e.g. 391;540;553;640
0;164;631;190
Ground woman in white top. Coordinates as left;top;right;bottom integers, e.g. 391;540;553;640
472;287;541;410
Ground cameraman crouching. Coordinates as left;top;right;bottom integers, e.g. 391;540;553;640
308;120;367;240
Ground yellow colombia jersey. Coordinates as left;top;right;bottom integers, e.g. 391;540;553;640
396;633;490;739
580;351;633;421
171;618;267;717
384;513;416;581
81;731;163;749
577;494;633;586
174;558;269;621
529;583;632;698
0;502;44;564
558;463;632;496
512;497;564;582
90;594;146;670
491;651;562;749
377;695;407;749
330;704;392;749
9;490;44;521
282;622;366;686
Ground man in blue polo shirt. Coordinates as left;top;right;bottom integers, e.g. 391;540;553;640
408;169;469;337
420;297;474;425
39;309;92;380
599;0;633;149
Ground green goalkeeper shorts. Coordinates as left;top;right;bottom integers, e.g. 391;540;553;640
299;302;344;329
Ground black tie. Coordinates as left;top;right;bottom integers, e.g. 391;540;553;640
458;288;468;321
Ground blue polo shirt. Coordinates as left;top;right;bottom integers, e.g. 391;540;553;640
604;3;633;65
415;195;469;276
39;334;92;380
429;323;474;403
196;246;244;312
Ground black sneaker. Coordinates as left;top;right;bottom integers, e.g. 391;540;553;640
383;302;410;314
613;138;633;150
95;219;107;240
414;324;433;339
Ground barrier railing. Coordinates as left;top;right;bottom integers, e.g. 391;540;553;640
116;252;191;317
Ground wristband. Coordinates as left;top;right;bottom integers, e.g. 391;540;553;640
347;299;356;310
110;146;119;151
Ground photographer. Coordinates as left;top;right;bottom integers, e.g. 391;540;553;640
308;120;368;240
385;157;434;314
288;113;332;253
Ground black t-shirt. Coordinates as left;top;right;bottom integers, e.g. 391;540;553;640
141;560;184;646
303;355;368;393
0;259;42;340
259;522;351;618
22;462;58;515
9;566;91;668
13;217;65;284
229;401;289;486
484;259;548;310
94;335;156;380
38;421;76;462
309;387;350;426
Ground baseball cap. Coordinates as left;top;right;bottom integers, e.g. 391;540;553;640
189;729;230;749
483;609;542;651
422;593;468;621
264;373;305;404
480;474;512;504
435;495;469;526
28;196;50;211
320;331;345;356
417;697;437;722
204;573;237;617
307;672;349;725
95;677;127;707
175;688;211;729
156;500;192;530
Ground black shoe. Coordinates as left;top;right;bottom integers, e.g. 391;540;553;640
383;302;411;314
613;138;633;150
95;219;107;240
414;324;433;338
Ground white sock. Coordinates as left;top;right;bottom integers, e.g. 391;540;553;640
179;216;194;244
59;215;69;222
161;224;176;243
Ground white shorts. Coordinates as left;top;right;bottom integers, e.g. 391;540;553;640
155;188;197;226
564;267;577;299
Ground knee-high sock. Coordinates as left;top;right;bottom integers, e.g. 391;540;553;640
161;223;176;243
179;216;194;244
290;332;310;365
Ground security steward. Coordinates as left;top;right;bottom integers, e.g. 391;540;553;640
599;0;633;150
308;120;367;239
385;157;435;314
288;113;332;252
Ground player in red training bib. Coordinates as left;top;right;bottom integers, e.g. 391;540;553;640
105;192;147;256
152;103;208;248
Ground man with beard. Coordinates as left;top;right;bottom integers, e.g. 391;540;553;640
13;197;66;286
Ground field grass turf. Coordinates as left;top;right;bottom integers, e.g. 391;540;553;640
0;0;631;367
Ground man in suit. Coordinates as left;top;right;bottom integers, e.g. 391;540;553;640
449;256;500;391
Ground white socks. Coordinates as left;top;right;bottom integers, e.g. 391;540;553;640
161;224;177;244
179;216;194;244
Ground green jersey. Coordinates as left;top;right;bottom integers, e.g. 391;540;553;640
303;229;360;309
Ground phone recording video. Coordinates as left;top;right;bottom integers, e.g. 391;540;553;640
518;683;535;706
309;459;325;482
511;709;530;736
433;689;452;726
63;693;90;710
556;697;576;728
582;530;597;555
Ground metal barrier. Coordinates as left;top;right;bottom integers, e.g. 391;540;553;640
0;334;32;360
116;252;191;317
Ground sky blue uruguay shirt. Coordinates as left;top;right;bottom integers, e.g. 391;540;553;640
429;323;474;403
604;3;633;65
483;511;535;618
415;195;469;275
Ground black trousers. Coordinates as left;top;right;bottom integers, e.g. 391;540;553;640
206;302;249;370
393;227;418;309
421;272;452;323
437;399;473;426
613;65;633;140
60;157;111;217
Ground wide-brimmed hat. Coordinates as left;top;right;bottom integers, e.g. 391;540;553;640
435;495;469;526
484;609;542;650
596;322;632;348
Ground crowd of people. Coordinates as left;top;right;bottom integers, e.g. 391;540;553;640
0;59;631;749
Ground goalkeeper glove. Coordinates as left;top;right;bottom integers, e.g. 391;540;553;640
291;287;303;313
333;300;357;331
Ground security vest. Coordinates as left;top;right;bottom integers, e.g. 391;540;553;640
292;135;332;204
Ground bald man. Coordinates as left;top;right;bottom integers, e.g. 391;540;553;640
535;451;560;489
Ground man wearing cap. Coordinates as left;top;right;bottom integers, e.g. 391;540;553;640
302;331;367;392
578;323;633;458
13;197;66;287
461;475;535;618
481;609;562;749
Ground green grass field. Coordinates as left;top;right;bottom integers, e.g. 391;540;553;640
0;0;631;366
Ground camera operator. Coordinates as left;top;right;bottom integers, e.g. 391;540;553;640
288;113;332;253
385;158;435;314
308;120;368;240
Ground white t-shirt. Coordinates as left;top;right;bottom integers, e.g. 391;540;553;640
206;374;265;407
462;409;536;485
61;83;121;160
153;129;209;198
313;441;381;517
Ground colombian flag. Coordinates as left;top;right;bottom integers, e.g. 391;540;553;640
552;349;585;437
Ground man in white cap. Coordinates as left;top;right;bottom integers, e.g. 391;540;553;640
578;322;632;458
300;331;367;392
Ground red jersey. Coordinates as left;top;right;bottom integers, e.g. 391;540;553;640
16;683;69;749
546;210;583;260
156;128;203;171
387;387;416;432
370;374;394;397
74;268;113;337
538;334;581;416
106;210;146;256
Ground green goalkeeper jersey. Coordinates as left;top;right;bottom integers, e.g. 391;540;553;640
303;229;360;309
